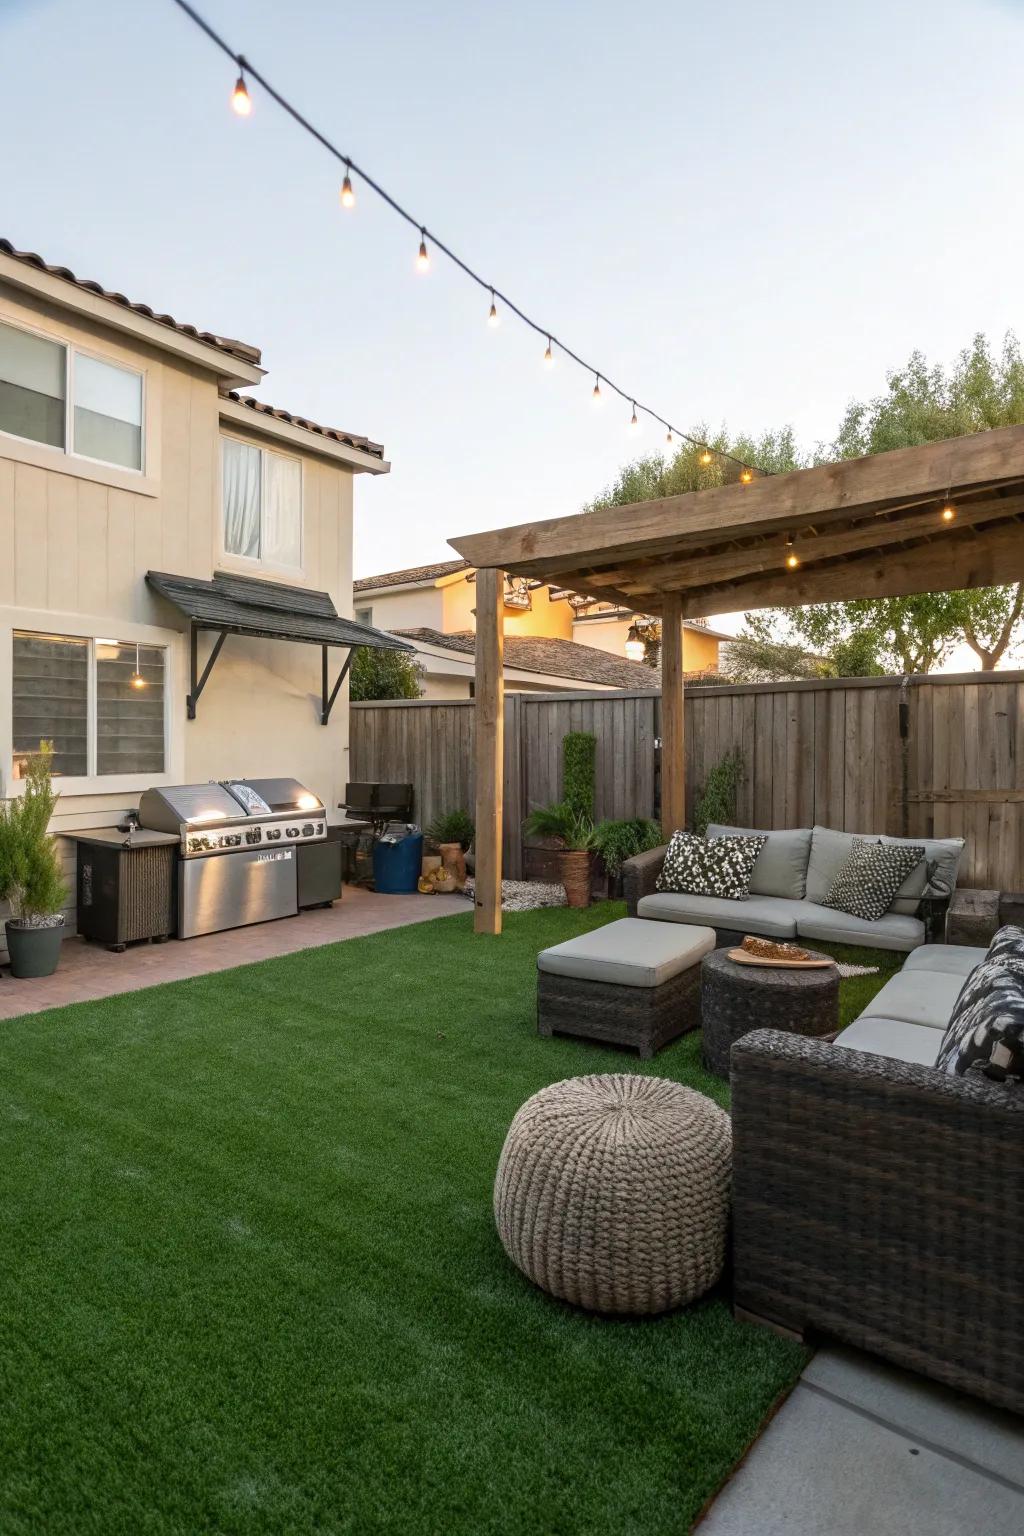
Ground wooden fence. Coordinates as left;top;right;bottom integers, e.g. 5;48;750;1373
350;670;1024;891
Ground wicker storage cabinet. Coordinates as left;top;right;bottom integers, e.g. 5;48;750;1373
71;831;177;950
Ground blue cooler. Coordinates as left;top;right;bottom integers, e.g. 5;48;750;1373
372;830;424;894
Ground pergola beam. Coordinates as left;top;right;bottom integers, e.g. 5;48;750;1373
660;595;685;838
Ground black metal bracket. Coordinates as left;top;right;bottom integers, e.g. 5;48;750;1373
321;645;355;725
187;625;228;720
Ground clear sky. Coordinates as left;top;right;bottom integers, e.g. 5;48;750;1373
2;0;1023;588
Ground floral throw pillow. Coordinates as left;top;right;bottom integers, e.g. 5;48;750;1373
656;831;766;901
934;957;1024;1083
823;837;925;923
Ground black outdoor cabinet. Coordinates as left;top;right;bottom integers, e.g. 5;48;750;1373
70;830;178;950
297;837;343;908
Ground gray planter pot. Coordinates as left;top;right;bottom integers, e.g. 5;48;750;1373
5;917;65;979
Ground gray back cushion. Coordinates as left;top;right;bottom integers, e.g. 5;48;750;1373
806;825;964;913
706;823;812;899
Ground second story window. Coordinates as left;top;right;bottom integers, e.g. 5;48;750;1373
0;319;144;471
221;436;302;571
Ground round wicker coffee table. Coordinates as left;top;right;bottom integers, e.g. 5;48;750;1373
494;1074;731;1315
701;947;839;1077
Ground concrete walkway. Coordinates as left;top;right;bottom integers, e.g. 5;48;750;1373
699;1345;1024;1534
0;885;469;1019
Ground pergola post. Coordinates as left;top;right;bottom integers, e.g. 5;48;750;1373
474;567;505;934
660;594;685;838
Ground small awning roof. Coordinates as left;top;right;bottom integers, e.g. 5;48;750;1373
146;570;412;651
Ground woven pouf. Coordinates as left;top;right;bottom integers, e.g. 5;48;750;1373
494;1074;732;1315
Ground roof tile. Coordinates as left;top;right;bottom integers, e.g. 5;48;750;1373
396;628;662;689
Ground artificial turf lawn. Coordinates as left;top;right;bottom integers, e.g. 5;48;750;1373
0;903;898;1535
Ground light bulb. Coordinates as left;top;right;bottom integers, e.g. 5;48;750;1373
941;502;956;522
543;338;554;368
417;231;430;272
231;72;252;116
488;292;499;327
130;672;147;690
592;375;602;404
629;403;639;431
341;169;355;208
785;540;800;570
740;468;754;484
624;624;646;662
699;449;713;466
665;430;674;451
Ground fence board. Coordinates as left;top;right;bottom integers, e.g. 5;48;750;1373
351;672;1024;892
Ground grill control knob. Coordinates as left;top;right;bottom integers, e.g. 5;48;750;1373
301;824;314;836
286;827;299;838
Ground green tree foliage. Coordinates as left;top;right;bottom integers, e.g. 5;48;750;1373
0;741;66;921
583;335;1024;675
562;732;596;820
692;750;744;836
349;646;424;701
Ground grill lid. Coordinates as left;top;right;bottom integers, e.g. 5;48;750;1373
138;783;249;833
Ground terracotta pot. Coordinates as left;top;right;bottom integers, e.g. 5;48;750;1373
559;850;593;909
438;842;468;889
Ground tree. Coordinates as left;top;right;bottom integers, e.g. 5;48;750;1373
349;646;424;701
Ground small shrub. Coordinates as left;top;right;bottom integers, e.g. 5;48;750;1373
0;741;66;922
523;803;596;851
592;818;663;878
692;749;744;835
425;809;475;851
349;647;424;701
562;732;596;820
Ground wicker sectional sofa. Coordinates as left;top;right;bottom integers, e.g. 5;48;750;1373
622;823;964;951
730;939;1024;1415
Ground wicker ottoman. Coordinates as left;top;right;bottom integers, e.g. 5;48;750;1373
536;917;716;1058
494;1074;732;1314
701;946;840;1077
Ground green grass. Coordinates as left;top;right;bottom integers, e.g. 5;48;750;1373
0;905;897;1535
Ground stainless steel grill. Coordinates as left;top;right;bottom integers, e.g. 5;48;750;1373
137;778;326;938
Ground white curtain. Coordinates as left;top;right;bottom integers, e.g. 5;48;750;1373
262;453;302;569
222;438;261;558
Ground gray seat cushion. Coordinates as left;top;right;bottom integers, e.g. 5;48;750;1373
903;944;988;978
796;902;924;953
858;970;965;1030
637;891;807;939
805;824;963;915
835;1016;942;1067
537;917;716;988
705;823;812;899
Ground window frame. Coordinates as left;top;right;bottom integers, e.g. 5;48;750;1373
3;617;180;798
0;314;146;475
219;431;305;579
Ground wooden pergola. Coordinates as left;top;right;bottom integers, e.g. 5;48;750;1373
450;425;1024;934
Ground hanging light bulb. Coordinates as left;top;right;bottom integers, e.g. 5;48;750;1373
624;623;646;662
231;70;252;116
665;429;674;451
740;467;754;484
940;501;956;522
629;402;639;431
487;290;500;327
592;374;602;404
130;641;147;690
785;538;800;570
340;166;355;208
699;448;713;466
417;229;430;271
543;337;554;368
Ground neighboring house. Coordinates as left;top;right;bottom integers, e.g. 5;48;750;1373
0;237;397;936
353;560;729;697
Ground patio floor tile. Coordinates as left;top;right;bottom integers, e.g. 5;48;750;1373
0;886;468;1020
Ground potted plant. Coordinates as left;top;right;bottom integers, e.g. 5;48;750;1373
425;808;474;889
0;742;67;979
523;804;596;908
592;818;663;898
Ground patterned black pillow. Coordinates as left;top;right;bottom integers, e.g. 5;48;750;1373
987;925;1024;964
934;958;1024;1082
656;831;766;900
823;837;925;922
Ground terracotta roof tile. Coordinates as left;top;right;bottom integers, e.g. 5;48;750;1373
0;238;261;365
354;559;470;592
396;628;662;690
222;392;385;460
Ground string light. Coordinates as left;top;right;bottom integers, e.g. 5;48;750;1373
785;538;800;570
940;501;956;522
130;641;147;690
592;374;602;405
665;429;673;450
488;291;500;327
740;468;754;484
629;402;639;431
230;68;251;116
174;0;761;480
